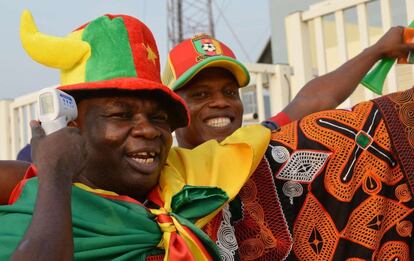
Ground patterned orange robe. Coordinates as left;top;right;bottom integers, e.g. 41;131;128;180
203;88;414;261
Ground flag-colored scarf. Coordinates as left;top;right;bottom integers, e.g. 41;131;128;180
0;124;270;260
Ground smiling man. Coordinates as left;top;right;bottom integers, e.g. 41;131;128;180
66;91;177;201
174;67;244;147
0;11;270;260
163;30;414;259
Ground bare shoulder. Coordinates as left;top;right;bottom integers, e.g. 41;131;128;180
0;160;30;205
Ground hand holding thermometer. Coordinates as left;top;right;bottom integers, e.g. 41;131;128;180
37;88;78;135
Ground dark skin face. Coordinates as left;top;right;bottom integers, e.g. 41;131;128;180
74;95;173;201
175;67;243;149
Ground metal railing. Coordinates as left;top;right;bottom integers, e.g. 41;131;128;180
5;91;39;160
243;63;292;123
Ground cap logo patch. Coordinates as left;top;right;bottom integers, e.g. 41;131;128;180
192;35;223;62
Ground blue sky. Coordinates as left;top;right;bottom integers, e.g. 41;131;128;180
0;0;270;99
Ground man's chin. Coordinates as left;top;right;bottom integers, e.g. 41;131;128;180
203;128;236;143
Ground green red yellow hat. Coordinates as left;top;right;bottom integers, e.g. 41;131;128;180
20;10;189;130
162;34;250;91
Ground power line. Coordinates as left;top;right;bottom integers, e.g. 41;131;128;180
214;0;230;25
213;0;252;61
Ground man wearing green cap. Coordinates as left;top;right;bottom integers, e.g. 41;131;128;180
163;28;414;259
0;11;271;260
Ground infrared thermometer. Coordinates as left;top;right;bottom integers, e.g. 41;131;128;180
37;88;78;135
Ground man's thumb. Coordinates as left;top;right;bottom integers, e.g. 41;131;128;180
30;120;46;140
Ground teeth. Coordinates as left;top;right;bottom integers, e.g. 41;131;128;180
131;152;156;157
131;157;154;164
128;151;157;164
206;117;231;128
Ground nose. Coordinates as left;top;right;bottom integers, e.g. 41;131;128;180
208;92;231;108
131;116;161;140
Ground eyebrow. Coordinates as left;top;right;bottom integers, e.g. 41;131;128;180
187;84;210;90
104;98;165;113
105;99;133;110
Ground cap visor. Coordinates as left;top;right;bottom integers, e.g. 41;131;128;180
172;56;250;91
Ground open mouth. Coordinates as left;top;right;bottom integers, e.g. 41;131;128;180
125;150;160;174
205;117;232;128
128;151;157;164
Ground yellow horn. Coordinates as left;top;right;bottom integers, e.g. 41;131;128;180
20;10;90;70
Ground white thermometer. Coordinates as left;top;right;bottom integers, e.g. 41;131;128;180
37;88;77;135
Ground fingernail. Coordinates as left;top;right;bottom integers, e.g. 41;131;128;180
30;120;38;127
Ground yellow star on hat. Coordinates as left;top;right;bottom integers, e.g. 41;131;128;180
142;43;157;64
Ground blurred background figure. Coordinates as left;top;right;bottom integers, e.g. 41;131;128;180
16;144;31;162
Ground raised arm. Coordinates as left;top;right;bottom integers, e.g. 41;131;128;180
283;26;414;121
11;121;86;261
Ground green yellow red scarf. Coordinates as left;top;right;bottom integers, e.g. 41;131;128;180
0;124;270;260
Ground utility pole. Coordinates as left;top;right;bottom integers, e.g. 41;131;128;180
167;0;215;50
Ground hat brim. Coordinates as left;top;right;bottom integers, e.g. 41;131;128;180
58;77;189;130
171;56;250;91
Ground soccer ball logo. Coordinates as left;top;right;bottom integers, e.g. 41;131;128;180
192;35;222;61
202;43;216;52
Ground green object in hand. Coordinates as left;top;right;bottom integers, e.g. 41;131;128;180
361;20;414;95
361;58;395;95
